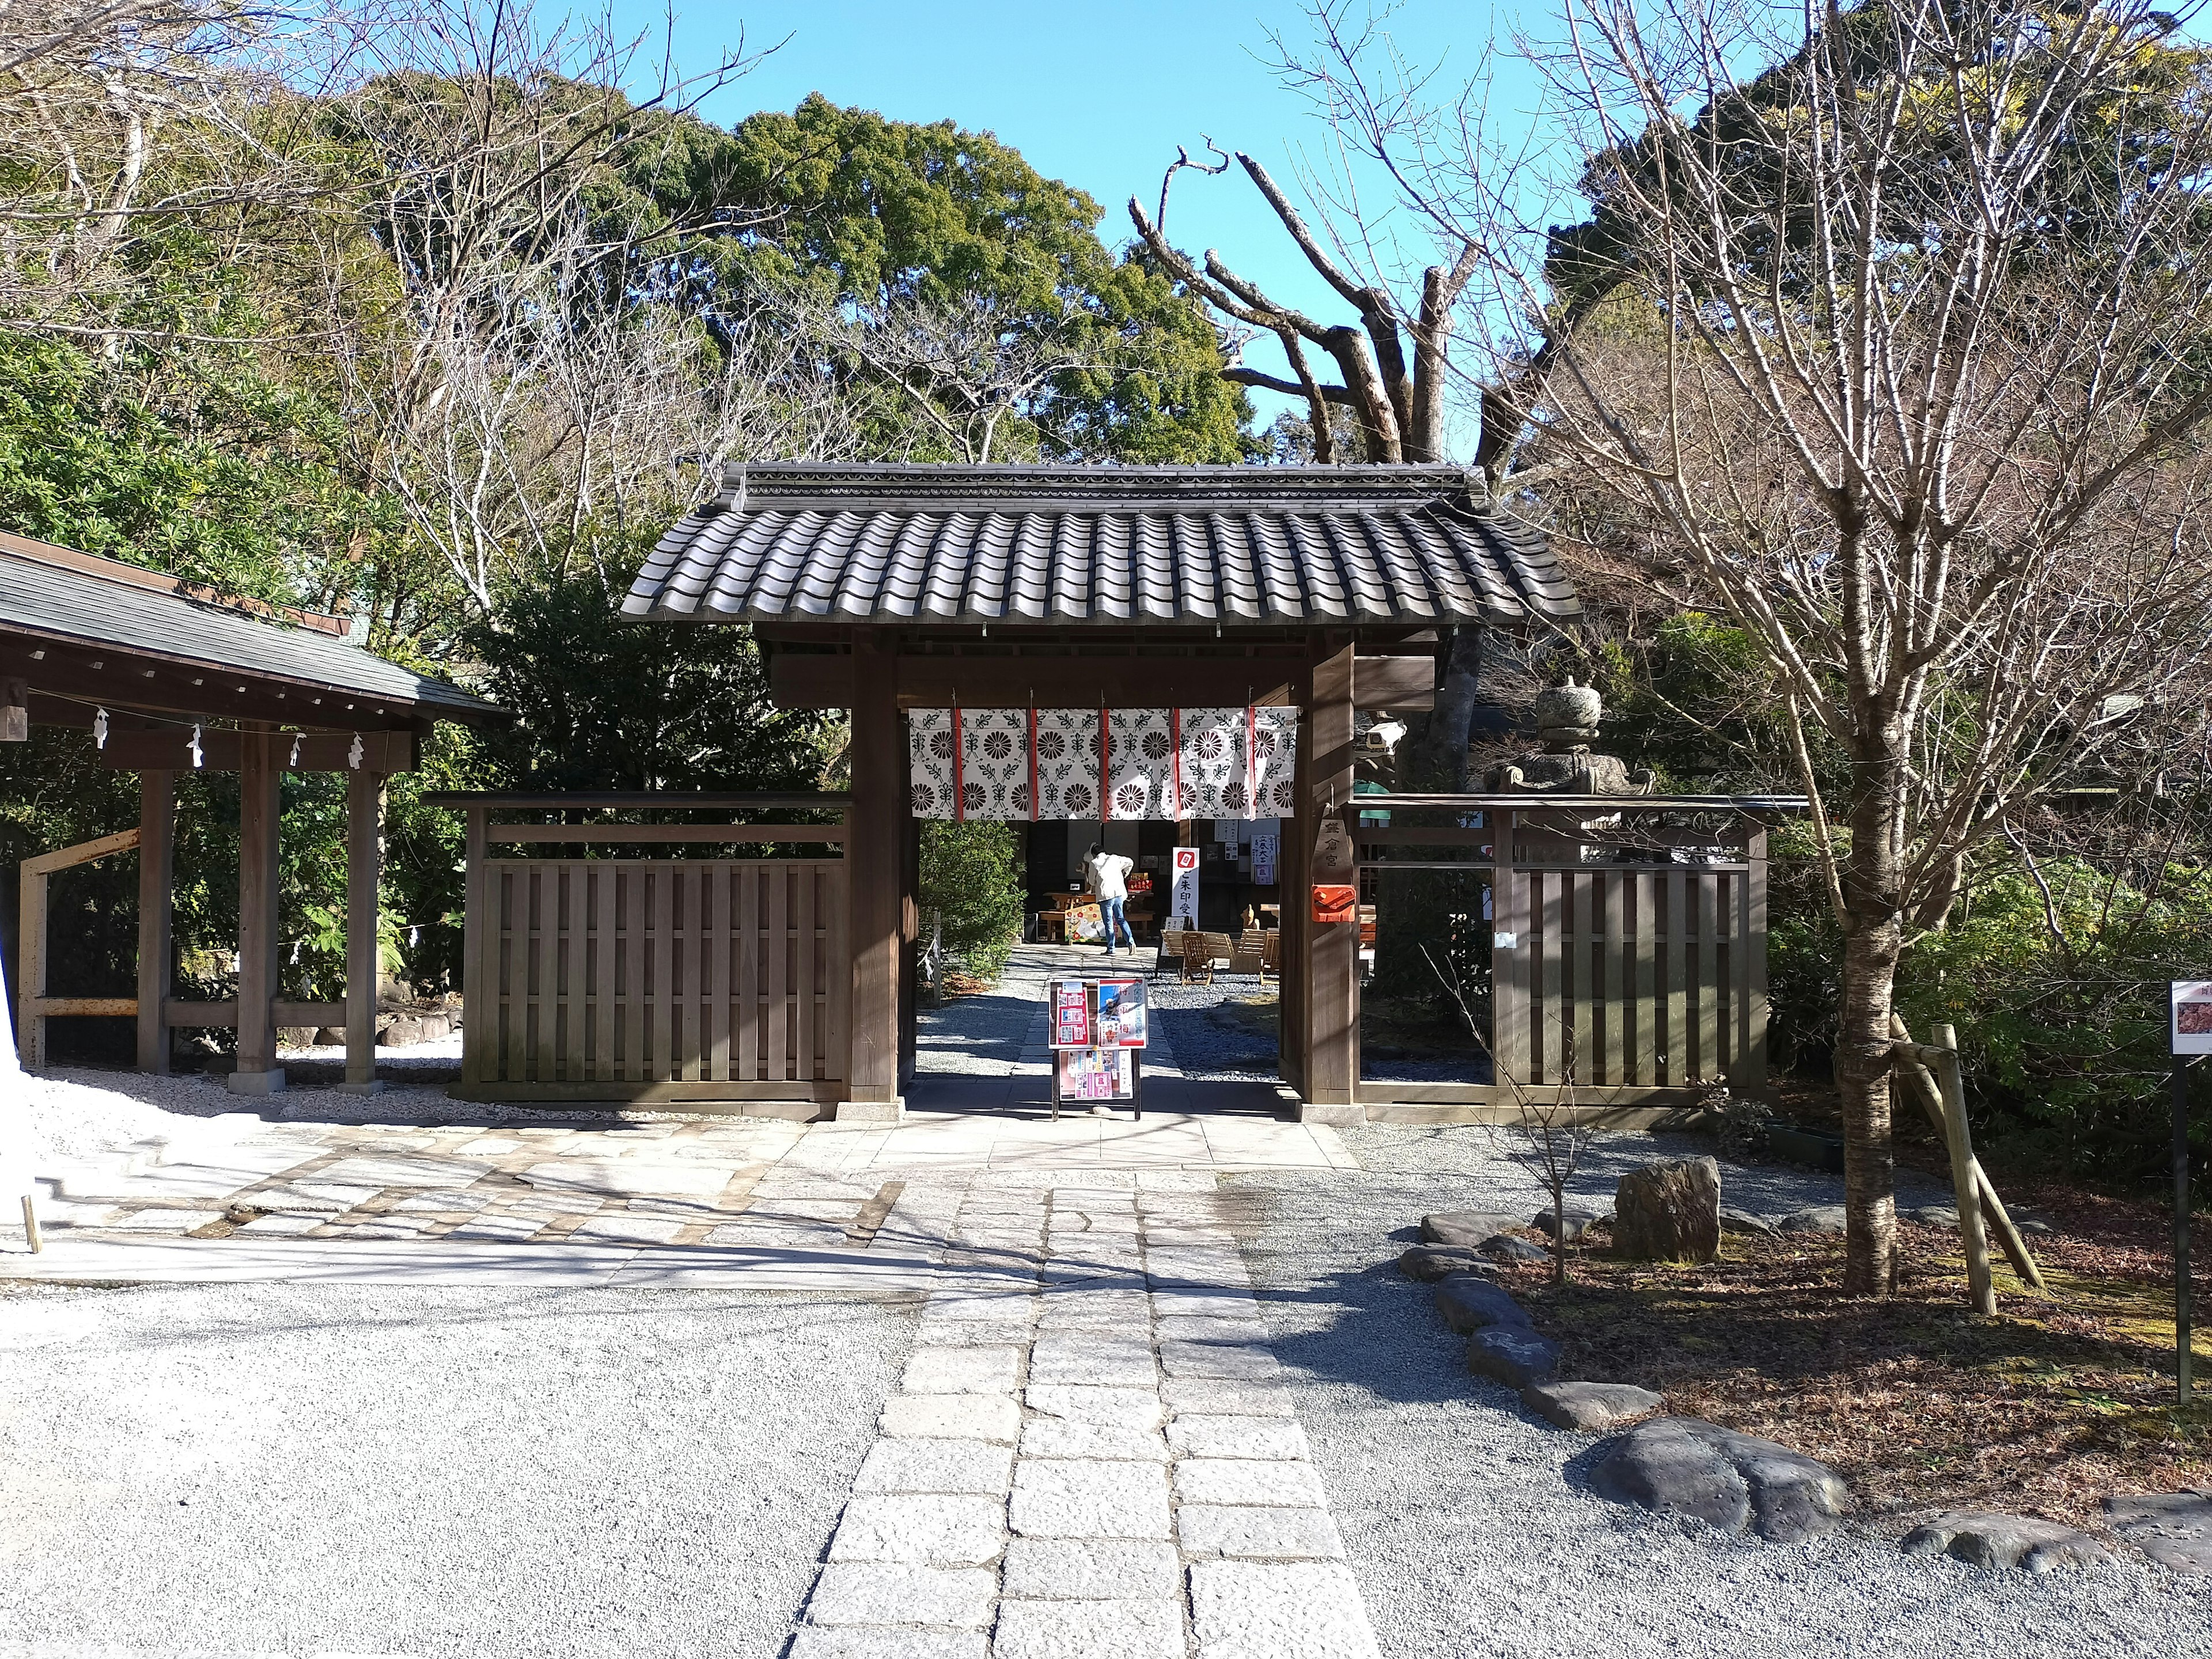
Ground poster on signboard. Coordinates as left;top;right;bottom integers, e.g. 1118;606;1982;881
1096;978;1147;1048
1052;980;1092;1048
2175;982;2212;1055
1251;830;1279;886
1057;1046;1133;1101
1170;846;1200;929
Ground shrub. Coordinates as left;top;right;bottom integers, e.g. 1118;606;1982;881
918;820;1024;982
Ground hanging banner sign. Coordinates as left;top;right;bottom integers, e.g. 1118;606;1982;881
2174;982;2212;1055
1169;846;1200;930
908;706;1298;821
1251;830;1279;886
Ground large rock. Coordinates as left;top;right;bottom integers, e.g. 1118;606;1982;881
1421;1211;1528;1248
1719;1209;1779;1238
1466;1325;1560;1388
1900;1511;2111;1572
1590;1417;1846;1542
1483;1234;1553;1265
1612;1158;1721;1264
1522;1381;1664;1433
1434;1275;1531;1334
2104;1490;2212;1573
1531;1205;1609;1243
1397;1245;1497;1283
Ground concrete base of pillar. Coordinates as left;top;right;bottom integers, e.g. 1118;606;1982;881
1297;1100;1365;1127
226;1069;287;1096
834;1097;904;1124
337;1079;384;1095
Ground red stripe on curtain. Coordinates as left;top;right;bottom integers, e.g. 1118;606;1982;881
1099;706;1110;821
1245;703;1258;820
1028;706;1038;821
952;704;964;821
1171;707;1183;822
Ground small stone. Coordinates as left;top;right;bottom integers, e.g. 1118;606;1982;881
1590;1417;1845;1543
1719;1209;1779;1237
992;1599;1184;1659
1009;1459;1173;1539
1905;1205;1962;1228
1777;1205;1849;1234
1179;1503;1348;1560
852;1439;1014;1495
804;1562;997;1628
878;1395;1021;1443
1025;1385;1164;1429
1434;1275;1532;1335
1900;1510;2111;1572
1000;1538;1183;1601
1188;1561;1381;1659
1466;1325;1560;1388
1613;1157;1721;1263
1531;1205;1608;1243
1019;1420;1169;1461
1481;1234;1552;1264
1158;1339;1281;1381
1165;1415;1311;1461
1419;1210;1529;1248
1522;1381;1665;1432
1397;1244;1498;1282
1159;1378;1296;1418
1174;1457;1327;1508
1028;1332;1157;1388
827;1494;1006;1565
901;1346;1020;1396
2104;1490;2212;1573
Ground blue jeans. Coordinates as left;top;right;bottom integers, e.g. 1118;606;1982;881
1099;896;1135;954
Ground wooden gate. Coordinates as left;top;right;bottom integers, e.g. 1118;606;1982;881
435;793;853;1111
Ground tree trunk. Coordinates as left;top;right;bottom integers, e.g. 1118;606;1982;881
1834;751;1904;1294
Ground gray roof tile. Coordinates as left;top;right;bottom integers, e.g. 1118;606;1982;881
624;462;1578;628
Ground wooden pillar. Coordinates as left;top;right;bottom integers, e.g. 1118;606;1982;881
135;770;175;1073
459;805;488;1088
340;768;384;1093
898;810;919;1091
841;634;903;1119
1303;637;1359;1110
229;729;284;1094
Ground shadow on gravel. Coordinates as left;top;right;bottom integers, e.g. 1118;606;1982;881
1255;1258;1524;1412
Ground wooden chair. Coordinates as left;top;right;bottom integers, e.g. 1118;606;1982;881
1177;927;1212;984
1260;930;1280;981
1228;928;1266;978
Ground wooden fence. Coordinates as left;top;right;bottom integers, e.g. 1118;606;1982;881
1493;860;1765;1092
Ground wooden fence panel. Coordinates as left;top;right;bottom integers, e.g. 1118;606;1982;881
462;857;847;1101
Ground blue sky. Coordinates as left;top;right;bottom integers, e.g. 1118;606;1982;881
609;1;1548;422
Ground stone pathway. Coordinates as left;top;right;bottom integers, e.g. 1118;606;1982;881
797;1173;1380;1659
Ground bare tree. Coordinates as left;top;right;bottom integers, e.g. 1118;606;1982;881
1283;0;2212;1291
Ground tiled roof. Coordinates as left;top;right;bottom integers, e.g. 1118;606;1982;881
623;463;1578;627
0;533;500;720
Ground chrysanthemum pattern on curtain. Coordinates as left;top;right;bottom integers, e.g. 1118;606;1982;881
904;707;1301;820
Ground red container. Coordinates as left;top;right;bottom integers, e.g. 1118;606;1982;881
1311;883;1357;925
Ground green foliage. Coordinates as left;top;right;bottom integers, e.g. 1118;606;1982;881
703;96;1251;463
918;820;1024;982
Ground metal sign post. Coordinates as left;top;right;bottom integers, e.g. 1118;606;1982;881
2168;982;2211;1402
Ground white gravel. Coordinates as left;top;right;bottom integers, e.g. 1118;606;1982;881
0;1280;914;1657
1228;1126;2212;1659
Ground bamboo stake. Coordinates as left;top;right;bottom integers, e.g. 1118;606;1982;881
19;1194;39;1254
1891;1014;2047;1292
1921;1022;1997;1315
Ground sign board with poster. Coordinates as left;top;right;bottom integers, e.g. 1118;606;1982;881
1251;830;1279;887
2176;982;2212;1055
1046;975;1147;1115
1169;846;1200;930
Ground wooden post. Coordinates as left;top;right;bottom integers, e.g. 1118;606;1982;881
341;768;384;1093
0;676;26;743
1739;827;1770;1097
899;810;919;1092
230;729;284;1094
460;806;487;1086
1304;637;1358;1111
137;770;175;1073
1931;1021;1997;1315
17;850;45;1072
1888;1014;2044;1291
841;634;903;1119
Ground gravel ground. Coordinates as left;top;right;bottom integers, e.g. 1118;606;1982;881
0;1281;914;1658
1228;1124;2212;1659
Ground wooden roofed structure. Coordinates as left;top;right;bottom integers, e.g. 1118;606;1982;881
623;461;1581;1119
2;532;501;1092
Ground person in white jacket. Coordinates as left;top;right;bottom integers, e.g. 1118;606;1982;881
1084;843;1137;957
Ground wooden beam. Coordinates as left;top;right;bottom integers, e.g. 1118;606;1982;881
97;728;418;773
1305;638;1359;1106
137;771;175;1072
843;635;903;1112
162;999;346;1028
486;824;847;844
25;996;136;1017
22;827;140;877
767;652;1305;711
344;769;382;1092
232;730;283;1092
6;636;424;732
1;676;25;741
